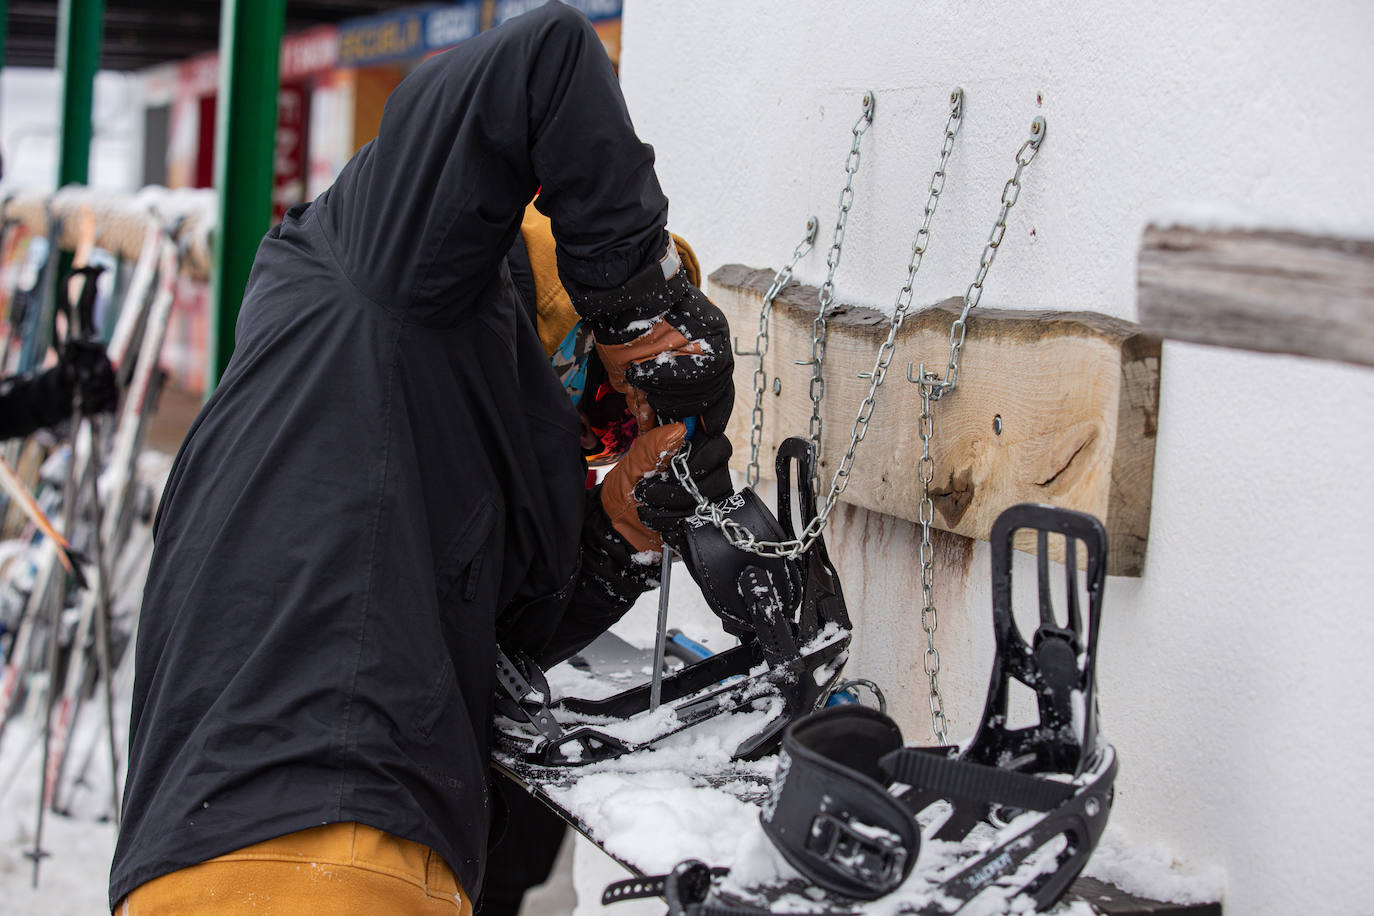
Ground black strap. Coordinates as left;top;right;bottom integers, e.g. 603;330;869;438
760;706;917;900
601;873;669;904
740;566;797;666
680;488;801;638
602;860;728;911
494;648;562;744
881;747;1077;813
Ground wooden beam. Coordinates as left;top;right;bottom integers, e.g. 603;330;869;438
1138;225;1374;368
710;265;1161;577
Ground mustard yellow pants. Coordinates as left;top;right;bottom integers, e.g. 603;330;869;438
118;822;472;915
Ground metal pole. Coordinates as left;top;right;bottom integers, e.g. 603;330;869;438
26;7;103;883
649;547;674;712
0;0;10;75
82;425;122;827
55;0;105;187
209;0;285;392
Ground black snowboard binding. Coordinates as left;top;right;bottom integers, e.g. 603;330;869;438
606;503;1118;914
493;437;853;767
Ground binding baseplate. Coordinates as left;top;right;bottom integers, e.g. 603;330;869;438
493;437;853;767
606;502;1118;915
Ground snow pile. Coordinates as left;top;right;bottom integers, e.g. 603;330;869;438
533;702;780;874
1083;827;1225;906
551;766;756;874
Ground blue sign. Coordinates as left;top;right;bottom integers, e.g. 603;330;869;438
338;2;482;67
495;0;623;25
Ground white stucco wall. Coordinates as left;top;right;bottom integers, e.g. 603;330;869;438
615;2;1374;913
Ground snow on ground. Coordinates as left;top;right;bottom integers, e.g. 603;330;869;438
0;712;120;914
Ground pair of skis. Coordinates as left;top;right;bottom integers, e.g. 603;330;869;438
0;219;181;884
41;226;179;820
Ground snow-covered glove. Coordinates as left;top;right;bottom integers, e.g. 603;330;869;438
600;423;733;556
60;339;118;415
634;431;732;555
570;241;735;436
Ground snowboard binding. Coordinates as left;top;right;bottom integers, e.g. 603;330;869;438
494;437;853;767
607;503;1118;914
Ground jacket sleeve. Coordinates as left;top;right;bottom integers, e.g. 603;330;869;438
0;366;73;441
317;2;668;324
532;484;657;669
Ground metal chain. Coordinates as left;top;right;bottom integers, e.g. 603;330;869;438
916;380;948;741
912;115;1047;400
672;89;969;559
804;91;876;495
735;217;819;487
908;114;1046;744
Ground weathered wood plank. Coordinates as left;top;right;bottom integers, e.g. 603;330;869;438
1138;225;1374;368
709;264;1160;577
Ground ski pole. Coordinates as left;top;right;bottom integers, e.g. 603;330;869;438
648;416;695;712
30;246;101;884
82;420;121;826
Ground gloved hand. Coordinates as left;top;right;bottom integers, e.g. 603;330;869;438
571;242;734;436
634;431;732;555
60;339;118;415
600;424;733;556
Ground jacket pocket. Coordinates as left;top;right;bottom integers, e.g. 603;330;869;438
412;655;456;744
434;498;496;605
414;498;497;743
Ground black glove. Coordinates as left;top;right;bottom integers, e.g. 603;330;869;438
571;250;735;436
60;339;118;415
633;431;734;555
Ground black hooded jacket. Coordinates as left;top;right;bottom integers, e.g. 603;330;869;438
110;4;668;905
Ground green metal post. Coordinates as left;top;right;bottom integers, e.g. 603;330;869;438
0;0;10;74
209;0;285;392
55;0;105;187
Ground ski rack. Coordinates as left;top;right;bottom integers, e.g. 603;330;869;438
603;502;1118;915
493;437;853;767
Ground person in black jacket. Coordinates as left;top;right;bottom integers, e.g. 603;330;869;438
0;339;117;440
110;4;734;913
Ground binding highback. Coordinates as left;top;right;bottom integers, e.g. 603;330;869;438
967;503;1108;775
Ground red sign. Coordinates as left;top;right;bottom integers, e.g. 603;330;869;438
273;84;308;221
281;26;338;81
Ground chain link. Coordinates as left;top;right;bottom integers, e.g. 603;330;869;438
908;114;1045;744
804;91;876;495
672;89;968;559
736;217;819;487
916;380;948;741
914;115;1047;400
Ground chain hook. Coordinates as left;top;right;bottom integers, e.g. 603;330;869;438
1017;116;1047;165
806;91;879;492
736;216;821;359
680;89;972;556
